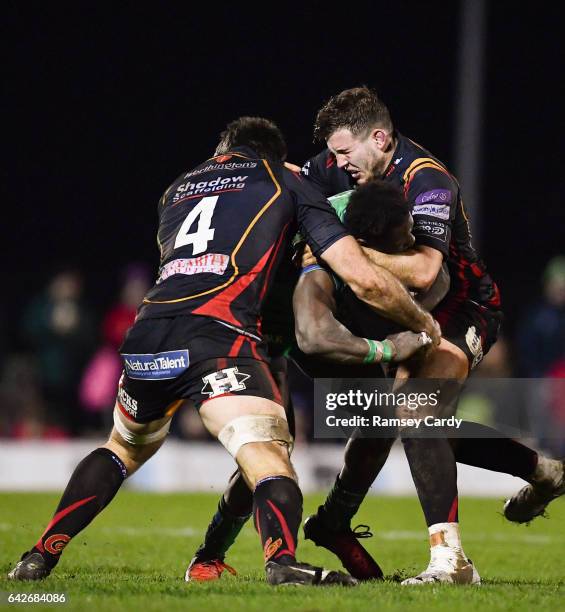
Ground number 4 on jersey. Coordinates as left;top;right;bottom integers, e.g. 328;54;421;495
174;195;219;255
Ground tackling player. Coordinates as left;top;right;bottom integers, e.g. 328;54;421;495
300;87;564;584
8;117;440;587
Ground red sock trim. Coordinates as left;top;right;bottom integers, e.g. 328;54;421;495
36;495;96;551
266;499;295;556
447;496;459;523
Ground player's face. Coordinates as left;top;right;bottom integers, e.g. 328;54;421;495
327;128;385;184
365;214;415;254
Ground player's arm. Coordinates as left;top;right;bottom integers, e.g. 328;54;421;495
362;168;457;292
319;236;440;343
362;245;443;292
293;266;431;363
288;169;440;344
416;261;450;311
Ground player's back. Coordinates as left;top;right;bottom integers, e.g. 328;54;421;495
138;146;349;338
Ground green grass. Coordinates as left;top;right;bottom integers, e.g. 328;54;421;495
1;492;563;611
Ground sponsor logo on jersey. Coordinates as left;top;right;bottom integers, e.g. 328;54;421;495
413;219;448;242
465;325;483;369
184;161;257;178
415;189;452;205
201;367;250;398
412;202;451;220
157;254;229;283
173;175;249;202
117;385;138;416
122;350;190;381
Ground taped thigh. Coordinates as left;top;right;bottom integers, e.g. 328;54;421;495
113;408;171;446
218;415;293;458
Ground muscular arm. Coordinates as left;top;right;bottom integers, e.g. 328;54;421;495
293;269;374;363
362;245;444;292
293;268;431;363
320;236;440;342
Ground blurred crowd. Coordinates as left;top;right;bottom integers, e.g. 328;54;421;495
1;257;564;456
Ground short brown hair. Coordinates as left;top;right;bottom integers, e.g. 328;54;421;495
215;116;287;161
313;86;393;142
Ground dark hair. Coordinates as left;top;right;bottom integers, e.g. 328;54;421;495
344;180;410;243
313;86;393;142
215;116;287;161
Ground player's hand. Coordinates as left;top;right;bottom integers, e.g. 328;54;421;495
284;161;302;173
422;314;442;346
386;331;433;363
300;243;317;268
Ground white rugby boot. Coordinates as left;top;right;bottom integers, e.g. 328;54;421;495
402;522;480;585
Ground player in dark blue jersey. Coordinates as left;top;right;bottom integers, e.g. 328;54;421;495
299;87;564;584
9;117;441;587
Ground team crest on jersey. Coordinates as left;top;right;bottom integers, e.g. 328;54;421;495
201;367;250;398
465;326;484;370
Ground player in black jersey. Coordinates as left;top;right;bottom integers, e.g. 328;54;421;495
9;117;441;587
299;87;565;585
185;180;564;582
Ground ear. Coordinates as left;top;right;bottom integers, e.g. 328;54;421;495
370;128;388;150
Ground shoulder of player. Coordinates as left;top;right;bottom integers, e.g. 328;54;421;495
402;159;458;204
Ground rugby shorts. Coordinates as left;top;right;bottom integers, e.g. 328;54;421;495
117;316;283;424
433;298;503;370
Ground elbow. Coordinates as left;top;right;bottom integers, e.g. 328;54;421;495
295;323;327;355
412;268;437;292
295;327;318;355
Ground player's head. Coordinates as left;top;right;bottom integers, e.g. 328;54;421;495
344;180;415;254
314;87;395;184
215;116;287;162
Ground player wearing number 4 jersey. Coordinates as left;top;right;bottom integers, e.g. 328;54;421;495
9;117;439;586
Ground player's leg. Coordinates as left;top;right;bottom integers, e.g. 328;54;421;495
186;357;292;581
398;339;478;585
8;405;171;581
198;392;355;586
303;432;393;580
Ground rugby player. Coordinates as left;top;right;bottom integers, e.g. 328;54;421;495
186;181;558;581
186;180;563;583
8;117;441;587
300;87;565;584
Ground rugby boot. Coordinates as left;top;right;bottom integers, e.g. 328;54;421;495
303;511;383;580
184;556;237;582
265;560;357;586
8;551;52;581
504;459;565;523
401;546;480;585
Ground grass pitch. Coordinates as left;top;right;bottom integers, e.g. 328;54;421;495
1;492;563;611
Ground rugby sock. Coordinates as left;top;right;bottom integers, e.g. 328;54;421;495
319;436;395;531
450;422;538;480
402;437;459;526
253;476;302;565
31;448;127;568
194;495;251;562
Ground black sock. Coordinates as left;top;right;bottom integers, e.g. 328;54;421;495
32;448;127;567
451;422;538;480
402;437;458;526
253;476;302;565
195;496;251;561
320;436;395;531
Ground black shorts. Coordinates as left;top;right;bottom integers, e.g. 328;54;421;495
433;299;503;370
117;316;282;423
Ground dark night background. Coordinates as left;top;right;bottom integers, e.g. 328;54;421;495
5;1;564;341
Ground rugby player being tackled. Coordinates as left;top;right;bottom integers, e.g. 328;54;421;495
9;117;441;587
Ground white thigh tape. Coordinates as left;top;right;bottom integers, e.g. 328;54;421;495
113;408;171;445
217;415;292;458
